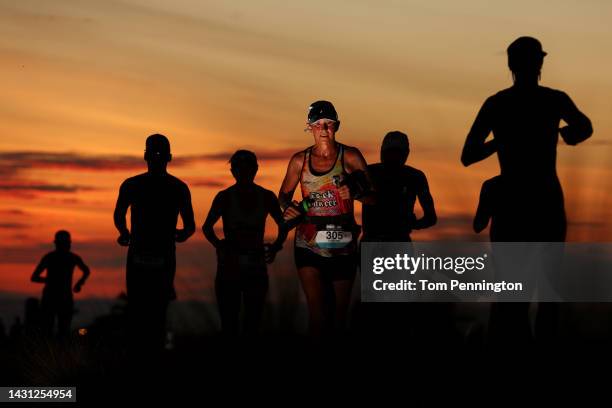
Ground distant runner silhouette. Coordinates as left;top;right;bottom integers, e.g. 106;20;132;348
114;134;195;352
463;37;593;344
31;230;90;338
362;131;437;242
360;131;446;344
203;150;287;336
473;175;518;240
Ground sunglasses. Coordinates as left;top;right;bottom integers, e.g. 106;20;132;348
304;120;337;132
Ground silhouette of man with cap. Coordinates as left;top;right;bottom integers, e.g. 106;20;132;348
114;134;196;353
363;131;437;242
31;230;90;338
462;37;593;345
360;131;442;345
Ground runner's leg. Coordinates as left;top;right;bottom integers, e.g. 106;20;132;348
332;279;353;333
215;278;241;336
243;274;268;336
298;266;325;337
57;301;73;339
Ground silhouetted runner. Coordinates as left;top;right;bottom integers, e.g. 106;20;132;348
203;150;287;336
31;230;90;338
474;175;526;241
362;131;437;242
360;131;446;344
462;37;593;344
114;134;195;353
279;100;374;338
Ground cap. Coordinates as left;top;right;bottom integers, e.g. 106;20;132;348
507;36;547;58
307;100;338;123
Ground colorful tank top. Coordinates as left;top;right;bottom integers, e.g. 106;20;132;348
295;143;357;257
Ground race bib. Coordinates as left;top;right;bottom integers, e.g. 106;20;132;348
314;226;353;249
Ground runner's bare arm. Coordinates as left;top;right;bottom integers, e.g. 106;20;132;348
176;185;196;243
202;192;224;248
73;256;90;292
265;191;288;263
343;147;376;205
559;92;593;146
473;181;492;233
267;191;288;250
461;98;496;166
31;255;48;284
414;172;437;230
113;181;131;243
279;151;304;220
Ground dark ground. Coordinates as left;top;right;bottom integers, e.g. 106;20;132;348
2;302;612;406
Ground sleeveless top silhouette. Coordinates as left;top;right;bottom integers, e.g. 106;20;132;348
478;86;578;241
39;251;82;301
483;86;572;179
295;143;356;257
362;163;425;239
219;184;270;251
214;184;277;279
119;172;191;251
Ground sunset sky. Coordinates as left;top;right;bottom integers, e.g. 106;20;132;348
1;0;611;302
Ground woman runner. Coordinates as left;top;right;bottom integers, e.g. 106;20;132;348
279;100;374;338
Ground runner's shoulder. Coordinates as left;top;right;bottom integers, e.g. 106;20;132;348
165;172;188;186
252;183;275;196
482;175;502;190
404;165;428;184
366;162;384;173
40;251;54;263
164;173;192;196
494;86;568;100
341;144;367;171
487;88;513;103
543;87;572;104
120;172;148;188
69;252;83;264
340;144;363;158
223;183;270;196
538;85;564;95
288;149;308;170
291;149;307;162
214;186;231;203
252;184;279;207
